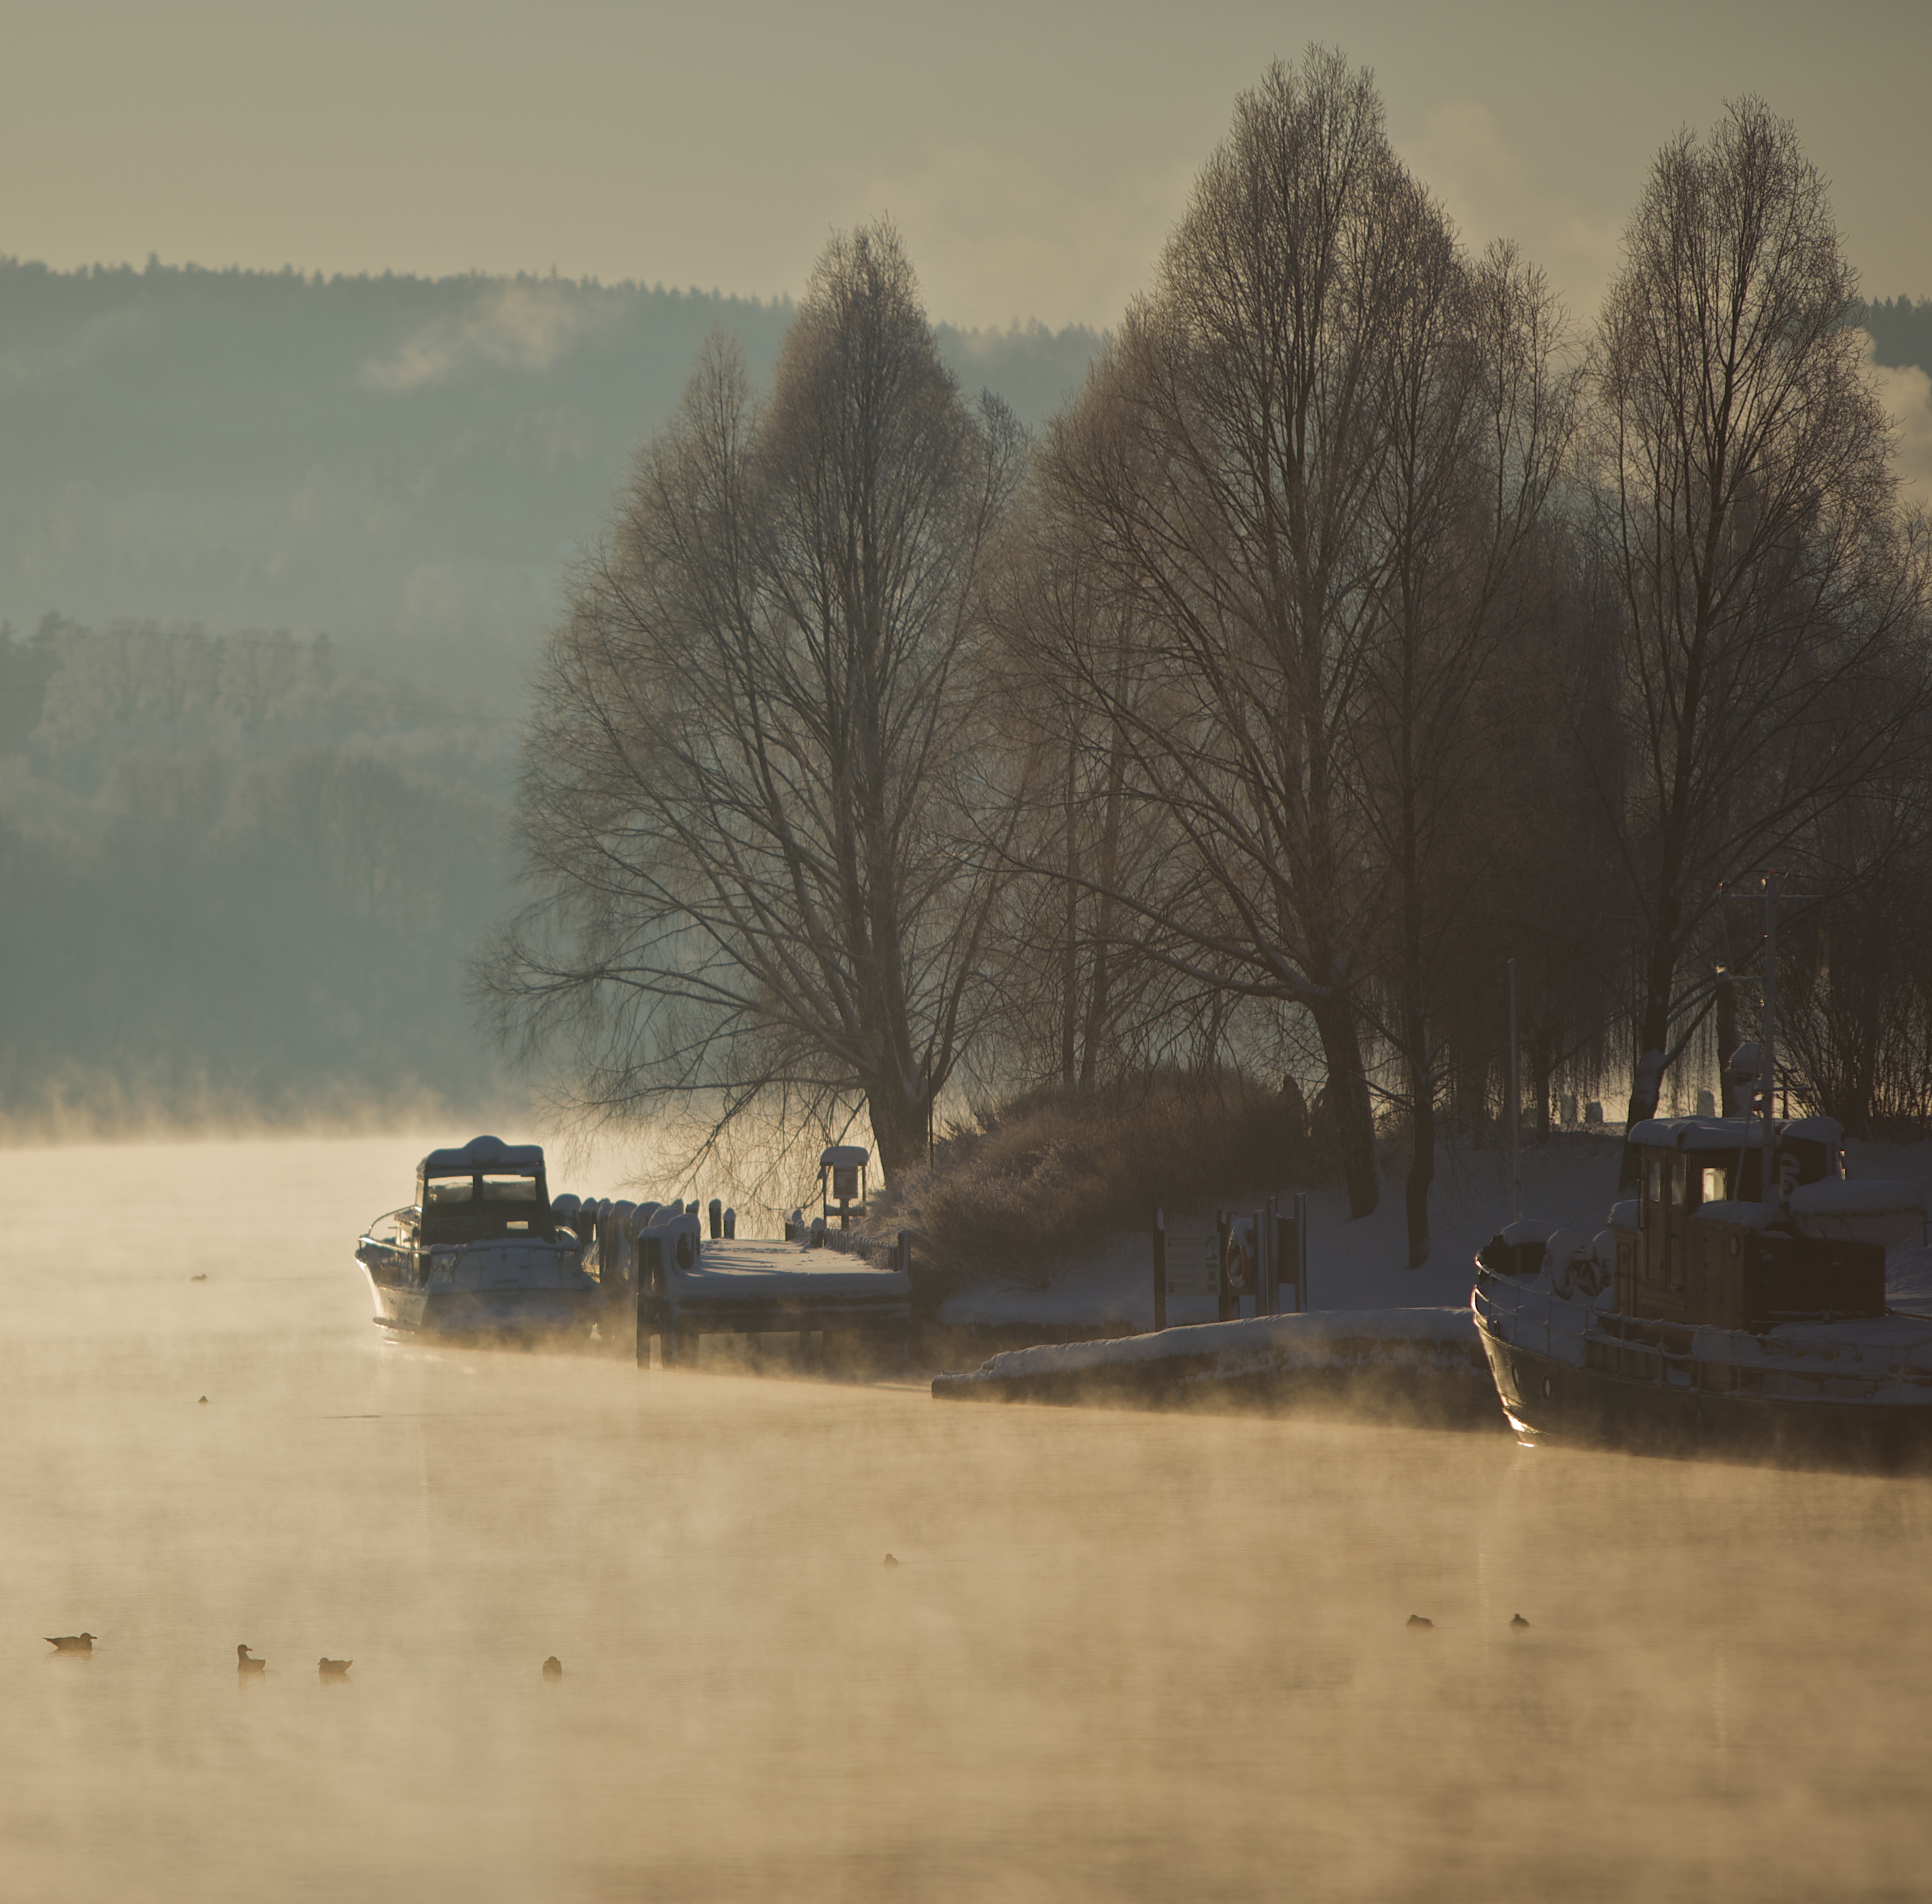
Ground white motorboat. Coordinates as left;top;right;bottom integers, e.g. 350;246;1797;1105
356;1135;601;1340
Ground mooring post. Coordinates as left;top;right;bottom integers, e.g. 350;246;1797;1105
1262;1196;1277;1316
1151;1209;1167;1333
723;1207;736;1239
1295;1189;1309;1312
708;1198;722;1241
635;1234;662;1369
1215;1209;1232;1322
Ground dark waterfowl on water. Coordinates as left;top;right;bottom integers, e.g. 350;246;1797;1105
883;1554;900;1569
237;1644;266;1671
542;1656;563;1680
1511;1614;1530;1630
45;1634;95;1652
1406;1615;1433;1629
318;1658;351;1678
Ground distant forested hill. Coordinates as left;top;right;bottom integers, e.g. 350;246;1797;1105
0;259;1102;702
1862;296;1932;374
0;260;1101;1127
0;615;517;1125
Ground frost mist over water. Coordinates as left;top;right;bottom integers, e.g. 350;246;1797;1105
5;1135;1932;1901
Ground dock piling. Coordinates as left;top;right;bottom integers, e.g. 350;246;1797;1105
635;1234;662;1368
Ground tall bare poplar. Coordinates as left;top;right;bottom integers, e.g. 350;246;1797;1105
1031;52;1386;1215
1587;99;1930;1171
482;225;1021;1177
1036;49;1492;1220
979;496;1203;1092
1357;236;1576;1263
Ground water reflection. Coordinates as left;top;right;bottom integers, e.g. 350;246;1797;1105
2;1135;1931;1900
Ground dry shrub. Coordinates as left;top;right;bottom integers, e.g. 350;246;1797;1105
865;1071;1318;1294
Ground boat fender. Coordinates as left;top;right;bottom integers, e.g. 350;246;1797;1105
1223;1221;1256;1292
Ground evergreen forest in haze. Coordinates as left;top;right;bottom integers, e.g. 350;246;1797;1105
0;261;1101;1131
0;619;515;1125
0;258;1102;696
1863;295;1932;376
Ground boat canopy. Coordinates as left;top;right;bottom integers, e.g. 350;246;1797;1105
1625;1114;1843;1152
419;1135;546;1177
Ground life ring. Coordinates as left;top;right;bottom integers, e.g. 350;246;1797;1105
1224;1230;1255;1291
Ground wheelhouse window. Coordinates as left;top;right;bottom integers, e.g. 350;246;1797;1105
480;1175;542;1203
1670;1156;1688;1208
1701;1166;1729;1203
1646;1160;1663;1206
424;1177;475;1206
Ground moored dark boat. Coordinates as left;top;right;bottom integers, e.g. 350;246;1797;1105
1472;1101;1932;1473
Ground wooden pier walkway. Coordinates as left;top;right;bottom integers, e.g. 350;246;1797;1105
631;1212;912;1368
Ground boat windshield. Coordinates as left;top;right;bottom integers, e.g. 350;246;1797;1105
424;1177;475;1206
480;1174;543;1203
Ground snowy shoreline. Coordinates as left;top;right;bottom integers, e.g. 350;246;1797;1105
931;1304;1500;1427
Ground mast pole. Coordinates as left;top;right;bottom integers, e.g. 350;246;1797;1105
1509;957;1521;1224
1760;874;1782;1204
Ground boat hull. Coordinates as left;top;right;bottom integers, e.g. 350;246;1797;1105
1475;1308;1932;1474
357;1239;603;1343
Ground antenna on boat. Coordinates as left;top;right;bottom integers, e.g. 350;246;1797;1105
1722;872;1793;1207
1760;872;1782;1207
1508;957;1521;1224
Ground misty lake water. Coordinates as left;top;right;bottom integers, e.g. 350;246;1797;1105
6;1136;1932;1901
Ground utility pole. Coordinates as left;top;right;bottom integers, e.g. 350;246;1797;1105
1508;958;1521;1224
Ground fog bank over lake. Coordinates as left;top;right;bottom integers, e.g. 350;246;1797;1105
2;1135;1929;1899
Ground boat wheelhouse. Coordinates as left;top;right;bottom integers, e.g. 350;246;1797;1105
356;1135;601;1339
1473;1104;1932;1471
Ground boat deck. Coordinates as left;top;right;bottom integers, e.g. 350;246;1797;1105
1474;1270;1932;1469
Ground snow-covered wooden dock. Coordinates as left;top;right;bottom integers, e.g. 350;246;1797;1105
632;1215;912;1368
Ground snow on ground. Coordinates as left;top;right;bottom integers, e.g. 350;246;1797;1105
959;1305;1479;1386
938;1130;1932;1333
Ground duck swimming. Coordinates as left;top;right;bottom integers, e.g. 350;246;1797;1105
45;1634;96;1652
237;1644;266;1671
1406;1615;1434;1629
1510;1614;1531;1630
542;1657;563;1681
318;1658;351;1678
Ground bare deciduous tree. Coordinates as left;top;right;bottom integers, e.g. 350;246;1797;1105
1586;98;1931;1177
979;494;1208;1093
481;224;1022;1178
1354;236;1577;1263
1033;48;1432;1218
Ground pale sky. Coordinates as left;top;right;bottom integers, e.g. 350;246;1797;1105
3;0;1926;333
